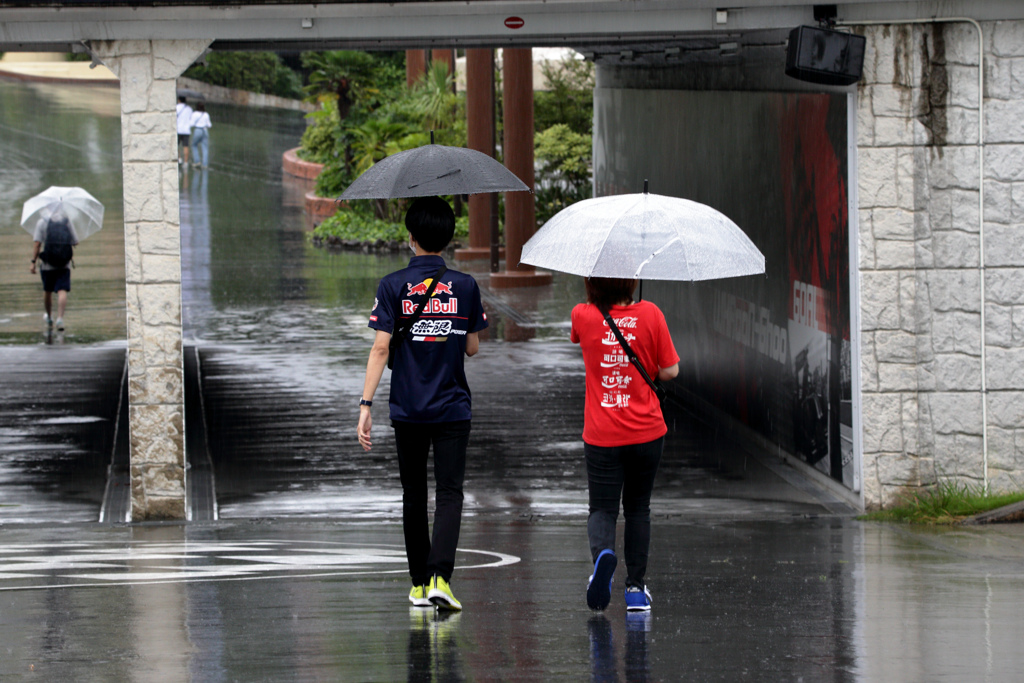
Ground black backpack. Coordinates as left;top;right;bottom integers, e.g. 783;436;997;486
41;217;74;269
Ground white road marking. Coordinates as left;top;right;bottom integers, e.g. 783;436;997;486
0;539;520;591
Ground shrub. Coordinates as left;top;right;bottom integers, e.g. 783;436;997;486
534;55;595;136
298;97;341;164
534;123;592;224
314;206;469;246
184;52;302;100
304;52;467;209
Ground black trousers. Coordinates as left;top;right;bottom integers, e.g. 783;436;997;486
393;419;471;585
584;436;664;588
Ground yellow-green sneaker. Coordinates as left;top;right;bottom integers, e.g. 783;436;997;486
427;575;462;611
409;584;431;607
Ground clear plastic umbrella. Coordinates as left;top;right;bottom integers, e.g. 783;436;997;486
339;139;529;200
521;185;764;281
20;186;105;241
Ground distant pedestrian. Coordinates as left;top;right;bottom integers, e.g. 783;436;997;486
570;277;679;612
29;210;79;331
357;196;488;612
189;101;212;169
176;96;193;165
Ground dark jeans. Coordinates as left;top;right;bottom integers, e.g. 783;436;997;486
393;419;471;585
585;436;664;588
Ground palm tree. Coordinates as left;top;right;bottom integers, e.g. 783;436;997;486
302;51;376;119
413;61;459;134
349;119;426;221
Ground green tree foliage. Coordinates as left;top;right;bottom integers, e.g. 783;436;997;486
298;97;341;164
301;50;377;119
534;123;593;224
304;51;467;229
349;119;423;176
533;54;595;225
534;55;595;136
184;52;302;99
413;61;463;144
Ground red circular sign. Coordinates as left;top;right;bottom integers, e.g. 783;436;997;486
504;16;525;29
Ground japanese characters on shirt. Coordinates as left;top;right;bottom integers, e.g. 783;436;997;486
599;316;638;410
369;275;476;342
402;278;459;341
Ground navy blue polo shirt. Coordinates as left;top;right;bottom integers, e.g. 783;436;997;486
369;255;488;423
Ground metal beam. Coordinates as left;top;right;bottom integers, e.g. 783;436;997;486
1;0;1022;51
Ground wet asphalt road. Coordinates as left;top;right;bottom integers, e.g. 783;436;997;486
0;344;125;523
2;516;1024;681
4;345;1024;680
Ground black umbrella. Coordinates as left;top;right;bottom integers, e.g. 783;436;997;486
339;134;529;200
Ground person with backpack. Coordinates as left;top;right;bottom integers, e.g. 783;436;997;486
570;277;679;613
29;210;79;331
356;196;488;612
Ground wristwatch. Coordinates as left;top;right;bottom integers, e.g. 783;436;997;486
359;399;373;407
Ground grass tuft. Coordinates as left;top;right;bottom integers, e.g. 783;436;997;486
860;480;1024;525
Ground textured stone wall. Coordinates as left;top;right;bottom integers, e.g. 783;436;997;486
89;39;211;520
857;21;1024;506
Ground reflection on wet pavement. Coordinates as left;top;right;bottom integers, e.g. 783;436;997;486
0;345;125;523
2;519;1024;680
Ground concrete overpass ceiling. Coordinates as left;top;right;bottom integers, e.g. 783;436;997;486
1;1;1023;52
573;28;790;67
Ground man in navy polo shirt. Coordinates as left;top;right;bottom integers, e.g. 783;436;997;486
357;196;488;611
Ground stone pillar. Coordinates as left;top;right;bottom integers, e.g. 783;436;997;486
456;49;498;262
89;39;211;520
982;20;1024;496
855;21;1024;507
406;50;427;88
492;48;551;288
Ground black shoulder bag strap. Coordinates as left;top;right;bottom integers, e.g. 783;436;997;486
388;265;448;369
602;310;667;403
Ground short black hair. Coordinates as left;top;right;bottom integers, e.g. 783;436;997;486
405;196;455;253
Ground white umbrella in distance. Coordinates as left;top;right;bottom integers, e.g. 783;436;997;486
339;137;529;200
520;184;764;281
20;186;105;241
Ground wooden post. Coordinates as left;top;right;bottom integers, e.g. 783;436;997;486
491;48;551;288
456;48;500;262
406;49;427;88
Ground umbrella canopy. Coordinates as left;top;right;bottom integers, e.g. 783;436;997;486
520;190;765;281
20;186;105;241
339;144;529;200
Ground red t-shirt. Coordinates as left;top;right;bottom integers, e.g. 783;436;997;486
570;301;680;447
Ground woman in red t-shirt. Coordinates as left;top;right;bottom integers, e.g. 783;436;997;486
570;277;679;612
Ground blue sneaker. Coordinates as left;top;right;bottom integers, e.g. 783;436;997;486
586;549;617;610
625;585;652;611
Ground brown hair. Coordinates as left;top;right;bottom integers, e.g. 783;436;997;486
585;277;637;315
